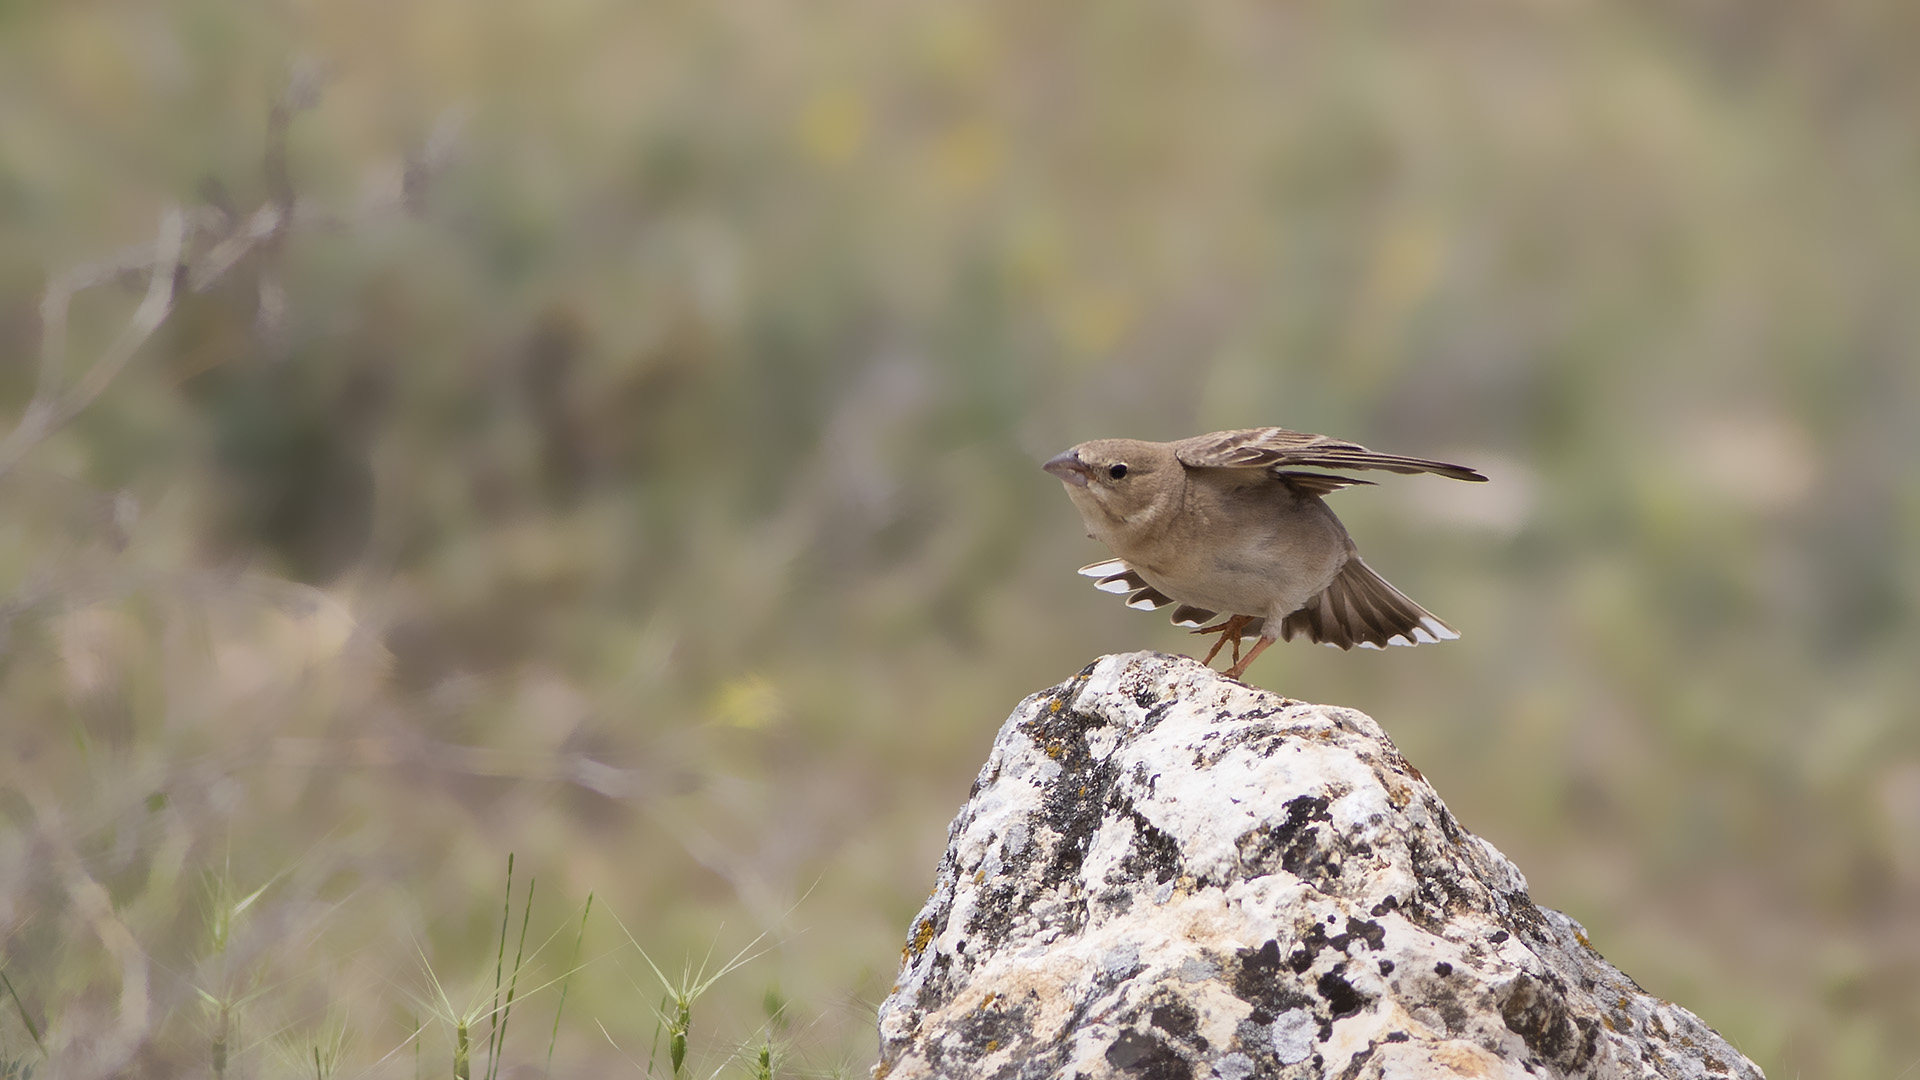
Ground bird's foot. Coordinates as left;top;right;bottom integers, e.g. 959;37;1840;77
1194;614;1255;667
1223;635;1276;680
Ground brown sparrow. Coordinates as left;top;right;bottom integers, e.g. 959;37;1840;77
1045;427;1486;678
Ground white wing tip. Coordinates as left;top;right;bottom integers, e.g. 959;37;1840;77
1126;596;1160;611
1078;559;1129;578
1094;578;1135;594
1378;618;1459;648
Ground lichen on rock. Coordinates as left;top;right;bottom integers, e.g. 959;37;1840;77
875;652;1763;1080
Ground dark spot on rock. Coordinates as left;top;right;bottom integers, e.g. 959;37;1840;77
1232;940;1316;1016
1500;973;1596;1069
958;733;1104;948
1576;1016;1601;1065
1385;1031;1409;1043
1240;940;1283;979
1397;824;1490;930
1288;922;1329;973
1235;795;1341;885
1104;1030;1190;1079
1377;959;1395;976
1116;804;1183;886
923;949;956;1002
1502;891;1553;940
1344;917;1386;951
1434;961;1453;976
1370;896;1399;917
967;699;1126;949
1489;930;1510;944
1316;970;1370;1020
1150;1002;1199;1040
949;992;1032;1058
1136;699;1175;727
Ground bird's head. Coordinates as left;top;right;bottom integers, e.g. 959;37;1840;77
1043;439;1175;534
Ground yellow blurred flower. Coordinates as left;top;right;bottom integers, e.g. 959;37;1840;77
707;673;785;729
928;118;1002;197
798;87;869;167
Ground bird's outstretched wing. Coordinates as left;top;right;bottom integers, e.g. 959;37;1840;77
1077;559;1206;622
1173;428;1487;482
1075;560;1261;640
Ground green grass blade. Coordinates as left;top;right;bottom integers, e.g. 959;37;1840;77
0;968;43;1055
544;892;592;1078
487;854;514;1077
488;875;535;1080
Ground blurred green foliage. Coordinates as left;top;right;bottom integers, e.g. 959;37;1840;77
3;0;1919;1074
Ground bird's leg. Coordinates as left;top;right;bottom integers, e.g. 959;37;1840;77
1223;635;1277;680
1193;614;1254;668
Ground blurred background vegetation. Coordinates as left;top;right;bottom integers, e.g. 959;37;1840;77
3;0;1918;1075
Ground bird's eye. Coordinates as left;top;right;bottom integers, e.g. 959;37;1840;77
1108;463;1129;480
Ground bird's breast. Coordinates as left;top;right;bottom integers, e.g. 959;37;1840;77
1128;498;1351;619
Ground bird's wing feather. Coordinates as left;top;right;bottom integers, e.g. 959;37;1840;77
1079;559;1213;622
1275;471;1377;498
1174;427;1487;482
1169;604;1217;628
1126;586;1175;610
1080;562;1172;608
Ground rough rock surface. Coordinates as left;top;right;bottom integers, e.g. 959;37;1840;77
876;653;1763;1080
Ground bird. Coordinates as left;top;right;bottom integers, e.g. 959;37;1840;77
1043;427;1487;679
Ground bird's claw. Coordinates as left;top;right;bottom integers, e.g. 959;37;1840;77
1193;614;1254;667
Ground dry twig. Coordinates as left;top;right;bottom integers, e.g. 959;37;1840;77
0;75;456;482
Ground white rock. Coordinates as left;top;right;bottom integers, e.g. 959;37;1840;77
875;652;1764;1080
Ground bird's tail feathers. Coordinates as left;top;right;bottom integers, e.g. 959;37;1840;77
1280;558;1458;650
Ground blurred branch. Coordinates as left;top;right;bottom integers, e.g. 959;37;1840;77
267;736;652;800
0;72;458;482
253;64;321;358
20;786;150;1079
0;209;185;481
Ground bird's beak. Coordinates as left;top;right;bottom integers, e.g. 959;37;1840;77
1043;449;1091;488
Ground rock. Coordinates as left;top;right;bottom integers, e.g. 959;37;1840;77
875;653;1763;1080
